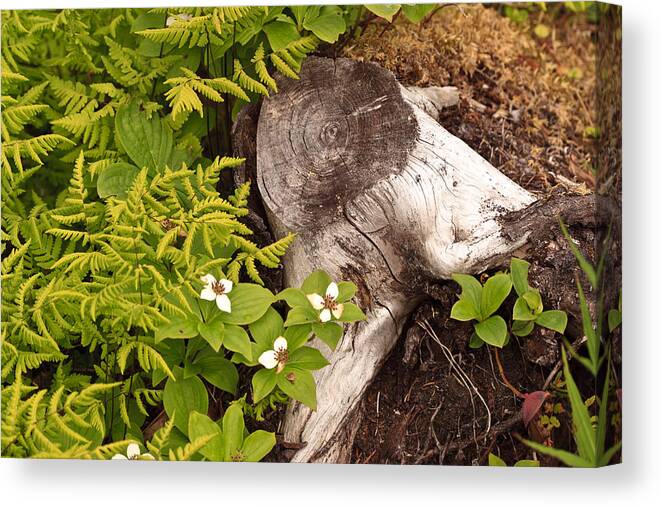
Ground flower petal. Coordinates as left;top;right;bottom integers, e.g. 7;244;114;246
200;287;216;301
219;279;233;293
307;293;325;310
258;350;278;369
216;294;232;313
111;454;127;460
200;273;216;285
325;282;339;299
126;443;140;459
332;304;344;320
319;308;332;322
273;336;288;351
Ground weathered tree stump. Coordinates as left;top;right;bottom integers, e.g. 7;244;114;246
246;56;606;463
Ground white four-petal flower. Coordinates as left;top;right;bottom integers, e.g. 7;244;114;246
111;442;154;460
307;282;344;322
166;13;193;27
258;336;288;373
200;274;233;313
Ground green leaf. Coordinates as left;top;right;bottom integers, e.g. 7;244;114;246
311;322;343;349
284;306;319;327
450;299;479;321
488;453;507;466
559;220;598;287
194;353;238;394
303;10;346;43
522;289;543;314
163;368;209;435
218;284;274;325
197;319;225;352
474;316;508;348
188;411;223;461
452;274;483;319
288;346;329;370
96;163;139;199
115;101;173;173
249;307;284;348
223;324;252;360
263;19;300;51
468;332;484;348
276;287;310;308
512;319;534;337
608;309;622;332
510;257;531;297
338;302;366;322
481;273;512;318
401;4;436;23
155;314;199;342
222;404;245;461
301;270;332;297
365;4;401;22
278;367;317;410
241;430;276;462
521;438;592;468
514;459;540;467
252;367;277;403
283;323;312;352
536;310;568;334
336;281;357;302
513;297;535;321
562;348;596;463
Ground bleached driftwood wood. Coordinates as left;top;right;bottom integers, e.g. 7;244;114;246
253;57;595;463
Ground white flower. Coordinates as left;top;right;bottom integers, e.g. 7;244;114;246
166;13;192;27
200;274;233;313
258;336;288;374
111;442;154;460
307;282;344;322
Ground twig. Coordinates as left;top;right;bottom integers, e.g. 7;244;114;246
493;347;525;399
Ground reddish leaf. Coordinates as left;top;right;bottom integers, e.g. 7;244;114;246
521;391;550;426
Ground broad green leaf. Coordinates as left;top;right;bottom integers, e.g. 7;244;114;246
155;314;199;342
596;362;611;458
241;430;276;462
263;19;300;51
512;319;534;337
488;453;507;466
218;284;274;325
510;257;531;297
197;319;225;352
481;273;512;318
303;10;346;43
450;299;479;321
576;277;598;368
97;163;139;199
338;302;366;322
288;346;329;370
401;4;436;23
608;309;622;332
115;101;173;173
188;411;223;461
284;306;319;327
513;297;535;321
194;353;238;394
514;459;540;467
284;323;312;352
223;324;252;360
222;404;245;461
562;348;596;463
468;332;484;349
163;368;209;434
536;310;568;334
522;289;543;314
301;270;332;297
252;367;277;403
132;11;167;57
452;274;483;319
311;321;343;349
598;441;622;467
365;4;401;22
249;307;284;348
474;315;508;348
276;287;310;308
336;281;357;302
278;367;317;410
